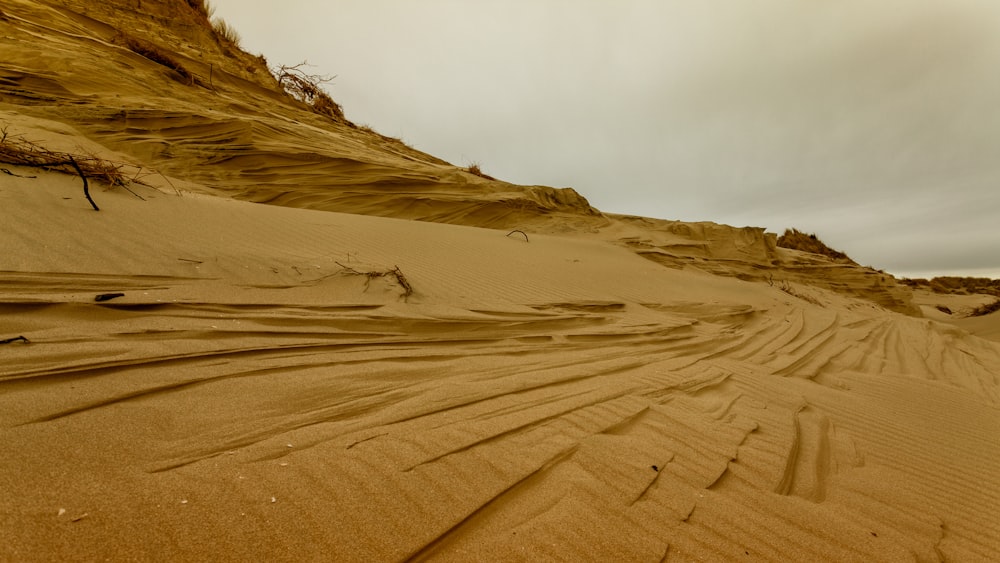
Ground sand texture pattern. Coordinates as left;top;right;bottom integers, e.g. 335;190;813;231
2;1;999;561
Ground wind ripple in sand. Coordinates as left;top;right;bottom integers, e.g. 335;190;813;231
2;289;997;561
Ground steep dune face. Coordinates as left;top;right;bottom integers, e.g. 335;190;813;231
0;0;600;227
1;0;923;314
601;216;920;315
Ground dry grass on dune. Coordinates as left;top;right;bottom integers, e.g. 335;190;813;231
971;299;1000;317
902;276;1000;297
465;162;497;180
777;228;853;262
904;277;1000;318
112;32;199;86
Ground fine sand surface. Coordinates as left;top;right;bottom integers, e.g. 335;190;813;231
2;1;1000;561
2;168;999;562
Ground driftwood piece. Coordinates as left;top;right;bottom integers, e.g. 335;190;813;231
0;335;30;344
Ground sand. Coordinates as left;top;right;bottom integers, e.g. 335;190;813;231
2;1;999;561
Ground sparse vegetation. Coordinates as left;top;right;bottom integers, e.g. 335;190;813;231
775;279;824;306
776;228;852;262
466;162;496;180
211;17;242;47
113;32;197;86
185;0;211;18
272;62;346;121
971;300;1000;317
901;276;1000;297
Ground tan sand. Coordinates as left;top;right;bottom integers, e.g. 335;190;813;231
2;1;999;561
910;288;1000;342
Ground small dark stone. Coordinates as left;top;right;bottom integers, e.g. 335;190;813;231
871;531;878;537
95;293;125;302
651;465;659;472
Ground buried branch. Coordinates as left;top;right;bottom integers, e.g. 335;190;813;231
66;156;99;211
506;229;529;242
0;130;135;210
335;262;414;299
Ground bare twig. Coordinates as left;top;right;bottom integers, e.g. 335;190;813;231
67;156;99;211
334;262;414;299
0;335;30;344
1;167;35;178
391;265;413;297
506;229;529;242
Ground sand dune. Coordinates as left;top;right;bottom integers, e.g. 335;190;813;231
2;1;999;561
3;167;998;561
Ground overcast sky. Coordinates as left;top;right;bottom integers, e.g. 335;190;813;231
210;0;999;279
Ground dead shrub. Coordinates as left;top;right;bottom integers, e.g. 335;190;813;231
0;126;161;209
272;62;346;121
0;129;129;188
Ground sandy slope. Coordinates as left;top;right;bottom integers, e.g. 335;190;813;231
2;167;999;562
2;1;999;562
0;0;923;315
910;288;1000;342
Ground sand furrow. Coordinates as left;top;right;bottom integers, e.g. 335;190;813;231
402;444;581;562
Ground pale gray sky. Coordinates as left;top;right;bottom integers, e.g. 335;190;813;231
210;0;1000;279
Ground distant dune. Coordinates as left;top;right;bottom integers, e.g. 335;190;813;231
1;1;998;561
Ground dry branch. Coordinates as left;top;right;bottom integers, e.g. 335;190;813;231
66;156;98;211
506;229;529;242
335;262;414;299
272;62;345;121
0;129;152;209
0;335;30;345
